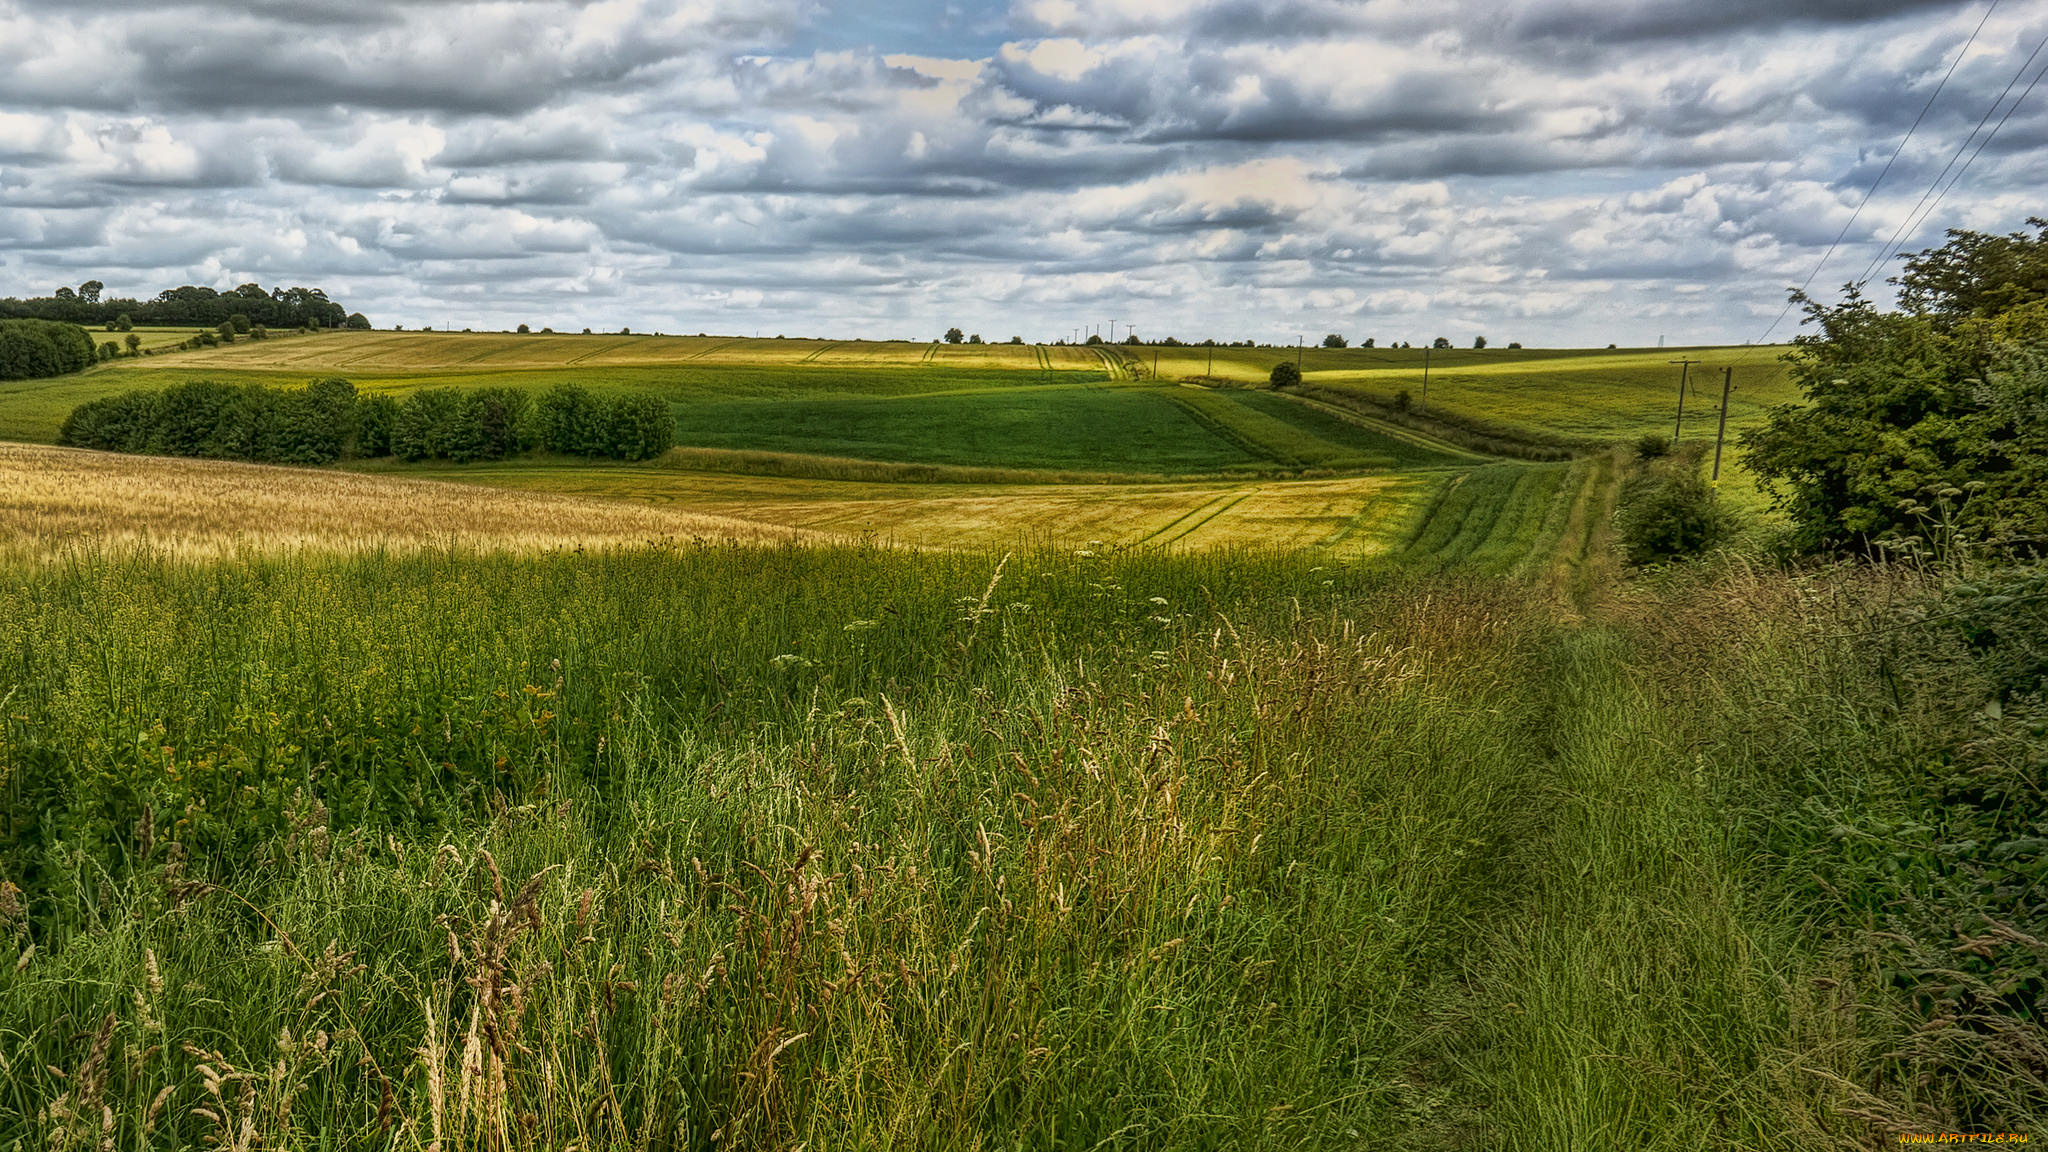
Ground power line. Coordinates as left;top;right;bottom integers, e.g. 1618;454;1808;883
1855;18;2048;287
1862;30;2048;287
1744;2;1999;353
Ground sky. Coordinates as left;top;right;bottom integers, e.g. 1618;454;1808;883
1;0;2045;347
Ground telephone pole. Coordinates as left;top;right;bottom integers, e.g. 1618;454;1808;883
1296;335;1303;371
1422;344;1431;403
1669;358;1701;442
1711;366;1734;483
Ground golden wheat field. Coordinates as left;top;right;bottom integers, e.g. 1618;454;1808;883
0;443;813;556
378;460;1436;555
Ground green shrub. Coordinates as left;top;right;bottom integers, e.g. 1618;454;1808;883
1613;450;1731;565
392;388;460;461
1634;432;1670;459
1269;361;1302;388
56;390;159;452
0;318;96;380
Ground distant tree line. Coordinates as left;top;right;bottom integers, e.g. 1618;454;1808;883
1;281;364;330
59;380;673;465
0;318;97;381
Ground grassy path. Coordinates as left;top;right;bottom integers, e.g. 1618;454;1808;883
1418;626;1801;1149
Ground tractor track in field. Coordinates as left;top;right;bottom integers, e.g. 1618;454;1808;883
1159;390;1297;467
1271;389;1490;462
800;341;847;364
1143;488;1256;547
683;338;748;361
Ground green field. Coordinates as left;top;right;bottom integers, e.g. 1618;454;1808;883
3;316;2043;1144
0;328;1807;563
2;330;1796;453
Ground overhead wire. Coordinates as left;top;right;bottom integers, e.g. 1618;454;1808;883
1741;1;1998;354
1856;23;2048;288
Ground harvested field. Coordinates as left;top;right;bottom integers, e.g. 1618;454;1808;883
0;442;808;556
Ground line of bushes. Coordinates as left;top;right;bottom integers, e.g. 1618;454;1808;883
0;319;96;381
57;379;674;465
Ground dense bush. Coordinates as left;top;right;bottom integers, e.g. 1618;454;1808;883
0;319;96;380
60;378;364;465
1744;220;2048;558
1613;447;1730;565
60;379;673;465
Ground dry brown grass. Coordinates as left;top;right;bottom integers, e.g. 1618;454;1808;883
0;443;816;557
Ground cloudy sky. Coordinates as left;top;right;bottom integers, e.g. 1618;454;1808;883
1;0;2044;346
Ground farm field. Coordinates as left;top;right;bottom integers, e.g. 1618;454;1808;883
4;330;1793;452
2;318;2038;1146
378;457;1446;557
0;442;809;556
1;329;1789;566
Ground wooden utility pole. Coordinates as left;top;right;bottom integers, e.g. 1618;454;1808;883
1422;345;1431;402
1669;358;1701;441
1295;336;1304;371
1206;343;1214;378
1711;366;1734;483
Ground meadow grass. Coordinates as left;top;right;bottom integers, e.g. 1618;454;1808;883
0;540;1927;1149
8;534;2005;1147
0;545;1548;1147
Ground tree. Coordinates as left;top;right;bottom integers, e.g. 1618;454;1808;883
1322;334;1347;348
1085;333;1104;345
1432;336;1452;349
123;333;140;356
1270;362;1302;388
517;324;531;334
228;313;251;334
392;389;461;461
1010;336;1023;344
216;321;236;343
944;327;964;344
345;313;372;330
1895;217;2048;323
1473;336;1488;349
0;319;97;380
1507;341;1523;349
1742;224;2048;558
1361;338;1374;348
113;314;133;332
79;281;103;305
969;334;984;344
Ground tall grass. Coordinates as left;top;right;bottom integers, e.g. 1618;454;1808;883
0;542;2022;1146
0;544;1561;1147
